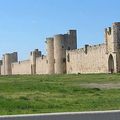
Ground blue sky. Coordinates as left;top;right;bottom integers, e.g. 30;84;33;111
0;0;120;60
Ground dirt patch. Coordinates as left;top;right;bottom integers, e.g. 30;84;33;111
80;83;120;89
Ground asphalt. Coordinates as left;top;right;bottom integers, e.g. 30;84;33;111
0;110;120;120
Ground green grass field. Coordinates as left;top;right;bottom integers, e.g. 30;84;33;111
0;74;120;115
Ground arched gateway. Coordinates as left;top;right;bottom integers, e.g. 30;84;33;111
108;54;114;73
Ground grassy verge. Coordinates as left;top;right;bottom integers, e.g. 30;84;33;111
0;74;120;115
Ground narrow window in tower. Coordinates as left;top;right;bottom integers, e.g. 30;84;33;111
67;54;70;62
63;58;66;63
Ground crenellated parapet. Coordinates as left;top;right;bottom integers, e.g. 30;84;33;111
105;22;120;53
1;22;120;75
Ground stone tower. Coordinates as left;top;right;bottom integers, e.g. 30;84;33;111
2;52;18;75
46;37;54;74
54;34;66;74
4;54;11;75
105;22;120;72
46;30;77;74
30;49;41;75
54;30;77;74
112;23;120;52
105;22;120;53
0;60;2;75
67;30;77;50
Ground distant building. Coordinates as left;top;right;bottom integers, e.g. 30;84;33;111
0;22;120;75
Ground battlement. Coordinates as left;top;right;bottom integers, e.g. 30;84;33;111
36;55;46;60
1;22;120;75
46;37;54;42
19;60;30;64
104;22;120;53
68;29;77;34
67;43;105;54
105;27;112;35
113;22;120;25
1;52;18;75
30;49;41;57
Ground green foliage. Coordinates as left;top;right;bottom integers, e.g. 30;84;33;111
0;74;120;115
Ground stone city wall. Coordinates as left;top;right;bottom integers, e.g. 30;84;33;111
12;60;31;75
66;44;108;74
36;56;47;74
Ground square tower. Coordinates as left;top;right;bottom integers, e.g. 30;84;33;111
105;22;120;53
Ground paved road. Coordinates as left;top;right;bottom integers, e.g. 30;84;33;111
0;110;120;120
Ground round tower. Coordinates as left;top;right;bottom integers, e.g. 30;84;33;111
54;34;66;74
46;37;54;74
30;51;36;75
4;54;12;75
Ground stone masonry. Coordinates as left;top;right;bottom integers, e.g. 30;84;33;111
0;22;120;75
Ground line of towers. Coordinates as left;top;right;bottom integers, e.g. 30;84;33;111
0;30;77;75
1;22;120;75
